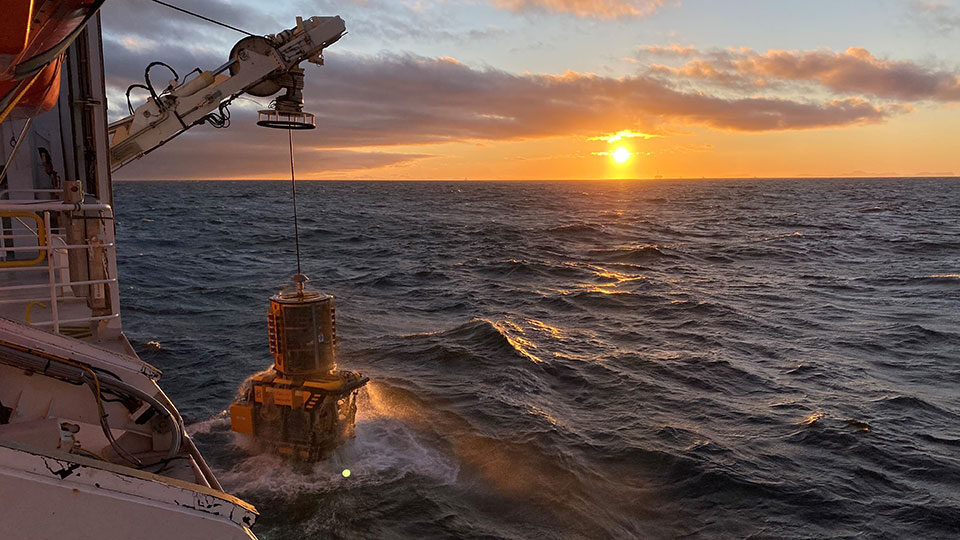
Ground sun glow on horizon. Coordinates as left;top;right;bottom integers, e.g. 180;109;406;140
612;147;632;163
588;130;660;143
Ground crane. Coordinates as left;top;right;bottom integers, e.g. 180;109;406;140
108;15;345;171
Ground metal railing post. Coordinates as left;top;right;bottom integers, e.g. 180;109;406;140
0;203;120;334
43;211;59;334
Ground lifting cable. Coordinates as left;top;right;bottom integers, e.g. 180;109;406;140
288;129;303;277
147;0;254;37
149;0;304;276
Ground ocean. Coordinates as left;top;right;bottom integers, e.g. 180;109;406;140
114;178;960;539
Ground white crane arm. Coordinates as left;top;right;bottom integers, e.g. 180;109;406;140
108;16;345;172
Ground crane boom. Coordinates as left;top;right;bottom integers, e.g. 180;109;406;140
108;16;345;171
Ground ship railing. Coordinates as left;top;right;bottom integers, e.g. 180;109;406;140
0;188;65;200
0;201;120;338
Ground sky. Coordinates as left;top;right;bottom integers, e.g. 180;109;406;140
101;0;960;180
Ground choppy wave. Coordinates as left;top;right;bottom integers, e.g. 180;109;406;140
116;178;960;539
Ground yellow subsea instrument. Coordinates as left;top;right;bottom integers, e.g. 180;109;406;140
229;274;368;460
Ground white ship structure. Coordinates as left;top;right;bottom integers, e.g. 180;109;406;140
0;3;346;538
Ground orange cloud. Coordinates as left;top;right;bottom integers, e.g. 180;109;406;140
116;136;432;180
108;49;897;179
492;0;666;18
587;130;661;142
300;53;892;149
644;45;960;101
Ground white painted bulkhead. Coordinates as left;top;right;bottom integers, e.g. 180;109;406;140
0;440;256;540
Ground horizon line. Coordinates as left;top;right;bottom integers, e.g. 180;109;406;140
113;175;960;182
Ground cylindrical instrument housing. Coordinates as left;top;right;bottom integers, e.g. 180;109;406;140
267;285;336;377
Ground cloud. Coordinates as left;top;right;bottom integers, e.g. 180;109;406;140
100;0;279;48
642;45;960;102
107;42;891;142
115;130;431;180
492;0;667;18
587;130;661;142
302;53;889;144
103;7;905;179
101;0;505;59
108;45;894;178
909;1;960;33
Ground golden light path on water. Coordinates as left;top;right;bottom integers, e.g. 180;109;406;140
356;381;657;534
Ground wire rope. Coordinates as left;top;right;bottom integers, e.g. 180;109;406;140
148;0;254;36
288;129;303;278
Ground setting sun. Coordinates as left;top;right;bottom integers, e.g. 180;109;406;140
612;147;632;163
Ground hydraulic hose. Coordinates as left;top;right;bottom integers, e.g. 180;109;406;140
0;343;183;462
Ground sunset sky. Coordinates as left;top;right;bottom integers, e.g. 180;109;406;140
103;0;960;180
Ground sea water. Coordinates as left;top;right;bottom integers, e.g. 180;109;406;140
116;178;960;539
